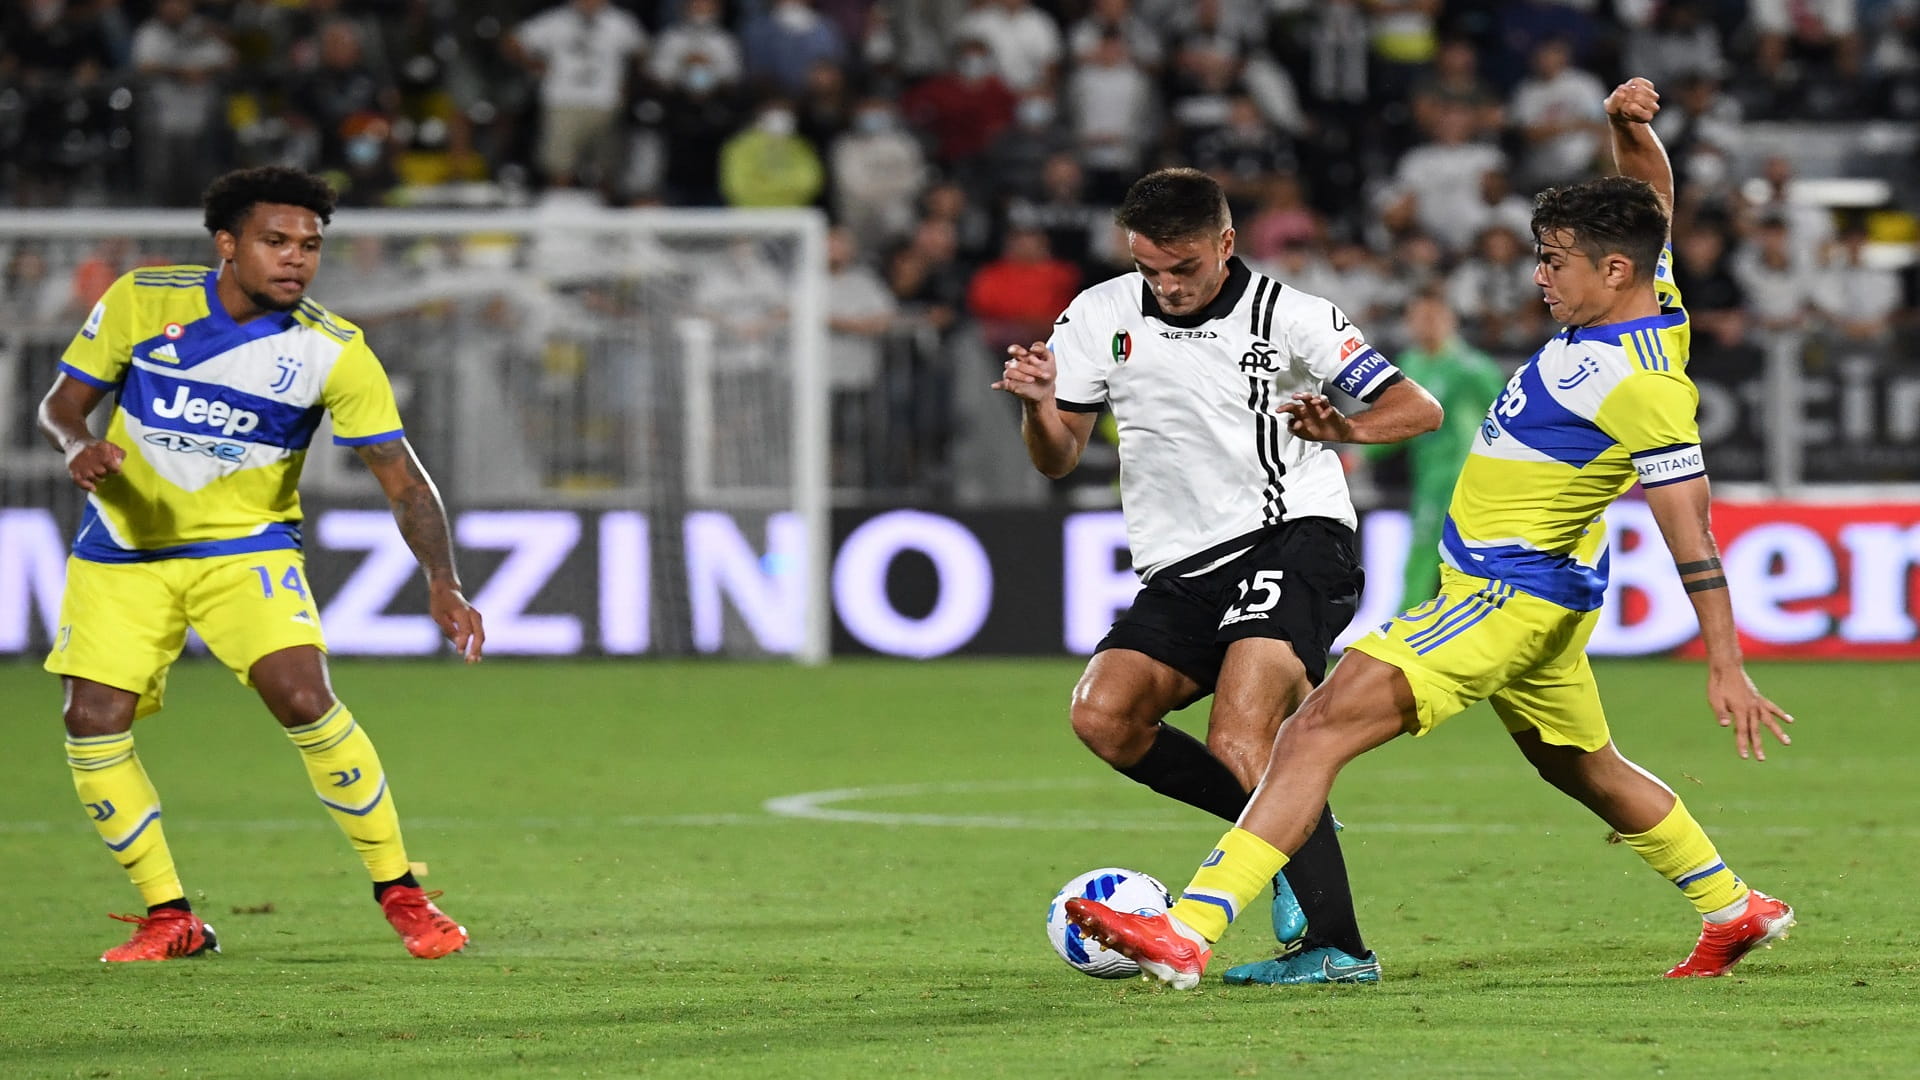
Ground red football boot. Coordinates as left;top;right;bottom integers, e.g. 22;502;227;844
1065;898;1211;989
101;909;219;962
380;886;469;959
1665;890;1795;978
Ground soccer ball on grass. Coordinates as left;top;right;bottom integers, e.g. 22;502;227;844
1045;867;1173;978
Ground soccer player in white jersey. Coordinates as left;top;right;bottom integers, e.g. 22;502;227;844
1065;80;1799;989
995;167;1444;984
37;167;483;962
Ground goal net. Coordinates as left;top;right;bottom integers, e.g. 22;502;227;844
0;207;829;662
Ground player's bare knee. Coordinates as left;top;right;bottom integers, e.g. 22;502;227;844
1070;699;1154;766
62;695;133;738
272;686;339;728
1280;694;1376;760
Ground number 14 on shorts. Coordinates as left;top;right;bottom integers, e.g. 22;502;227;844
251;563;309;602
1221;570;1283;628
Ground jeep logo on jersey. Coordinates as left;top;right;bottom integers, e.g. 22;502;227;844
150;385;261;437
144;431;247;462
1111;330;1132;363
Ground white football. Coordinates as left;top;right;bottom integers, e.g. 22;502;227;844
1045;867;1173;978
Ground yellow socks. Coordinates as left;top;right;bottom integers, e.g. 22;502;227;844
285;703;411;882
68;732;184;907
1167;827;1288;943
1620;798;1750;920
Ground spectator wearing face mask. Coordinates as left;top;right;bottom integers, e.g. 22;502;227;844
659;44;748;206
741;0;848;97
650;0;742;92
287;20;400;174
831;97;930;252
719;98;825;207
977;89;1074;203
901;38;1018;165
954;0;1063;93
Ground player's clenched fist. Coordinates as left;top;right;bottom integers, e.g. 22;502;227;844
64;438;125;492
993;341;1057;404
1605;77;1659;124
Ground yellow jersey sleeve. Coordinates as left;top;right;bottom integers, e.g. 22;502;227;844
59;272;137;389
1592;372;1704;488
1654;243;1683;311
321;337;405;445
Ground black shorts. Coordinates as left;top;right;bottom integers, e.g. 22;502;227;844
1096;517;1364;705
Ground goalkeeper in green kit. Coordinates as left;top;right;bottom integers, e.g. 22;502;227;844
1366;291;1509;609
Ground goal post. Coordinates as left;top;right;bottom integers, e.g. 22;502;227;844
0;206;831;663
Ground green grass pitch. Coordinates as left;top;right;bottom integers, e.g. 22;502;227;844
1;657;1915;1078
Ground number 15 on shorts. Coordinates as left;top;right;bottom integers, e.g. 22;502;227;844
1221;570;1283;628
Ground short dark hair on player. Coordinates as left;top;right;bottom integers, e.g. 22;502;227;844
1530;175;1667;283
1114;167;1231;246
202;167;337;237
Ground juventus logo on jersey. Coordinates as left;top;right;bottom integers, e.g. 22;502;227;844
271;356;302;394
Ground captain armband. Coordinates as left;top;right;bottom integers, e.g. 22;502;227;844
1630;443;1705;487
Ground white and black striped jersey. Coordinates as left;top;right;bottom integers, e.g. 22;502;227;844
1049;257;1404;580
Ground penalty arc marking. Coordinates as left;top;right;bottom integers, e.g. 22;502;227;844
0;777;1891;835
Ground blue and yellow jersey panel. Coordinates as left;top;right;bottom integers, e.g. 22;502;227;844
58;266;403;563
1442;246;1702;611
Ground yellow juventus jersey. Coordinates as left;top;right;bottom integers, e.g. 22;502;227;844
59;266;403;563
1442;246;1701;611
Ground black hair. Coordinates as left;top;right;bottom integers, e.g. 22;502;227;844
1530;175;1668;283
202;166;337;237
1114;167;1231;246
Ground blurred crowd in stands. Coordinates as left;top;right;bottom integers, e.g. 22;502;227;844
3;0;1918;498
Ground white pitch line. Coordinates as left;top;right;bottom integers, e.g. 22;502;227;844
0;778;1900;836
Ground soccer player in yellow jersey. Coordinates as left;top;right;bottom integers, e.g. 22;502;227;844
37;166;484;962
1066;78;1800;986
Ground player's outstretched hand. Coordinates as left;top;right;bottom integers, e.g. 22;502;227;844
1277;391;1354;442
431;583;485;663
993;341;1057;405
65;438;125;493
1605;77;1660;124
1706;666;1793;761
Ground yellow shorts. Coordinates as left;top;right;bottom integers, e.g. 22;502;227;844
44;551;327;718
1345;565;1611;752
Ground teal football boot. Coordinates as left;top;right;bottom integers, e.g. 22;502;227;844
1222;945;1382;986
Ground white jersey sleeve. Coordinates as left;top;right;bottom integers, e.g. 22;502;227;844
1048;293;1109;412
1282;292;1404;403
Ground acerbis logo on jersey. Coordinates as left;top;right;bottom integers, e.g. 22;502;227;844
149;385;262;437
